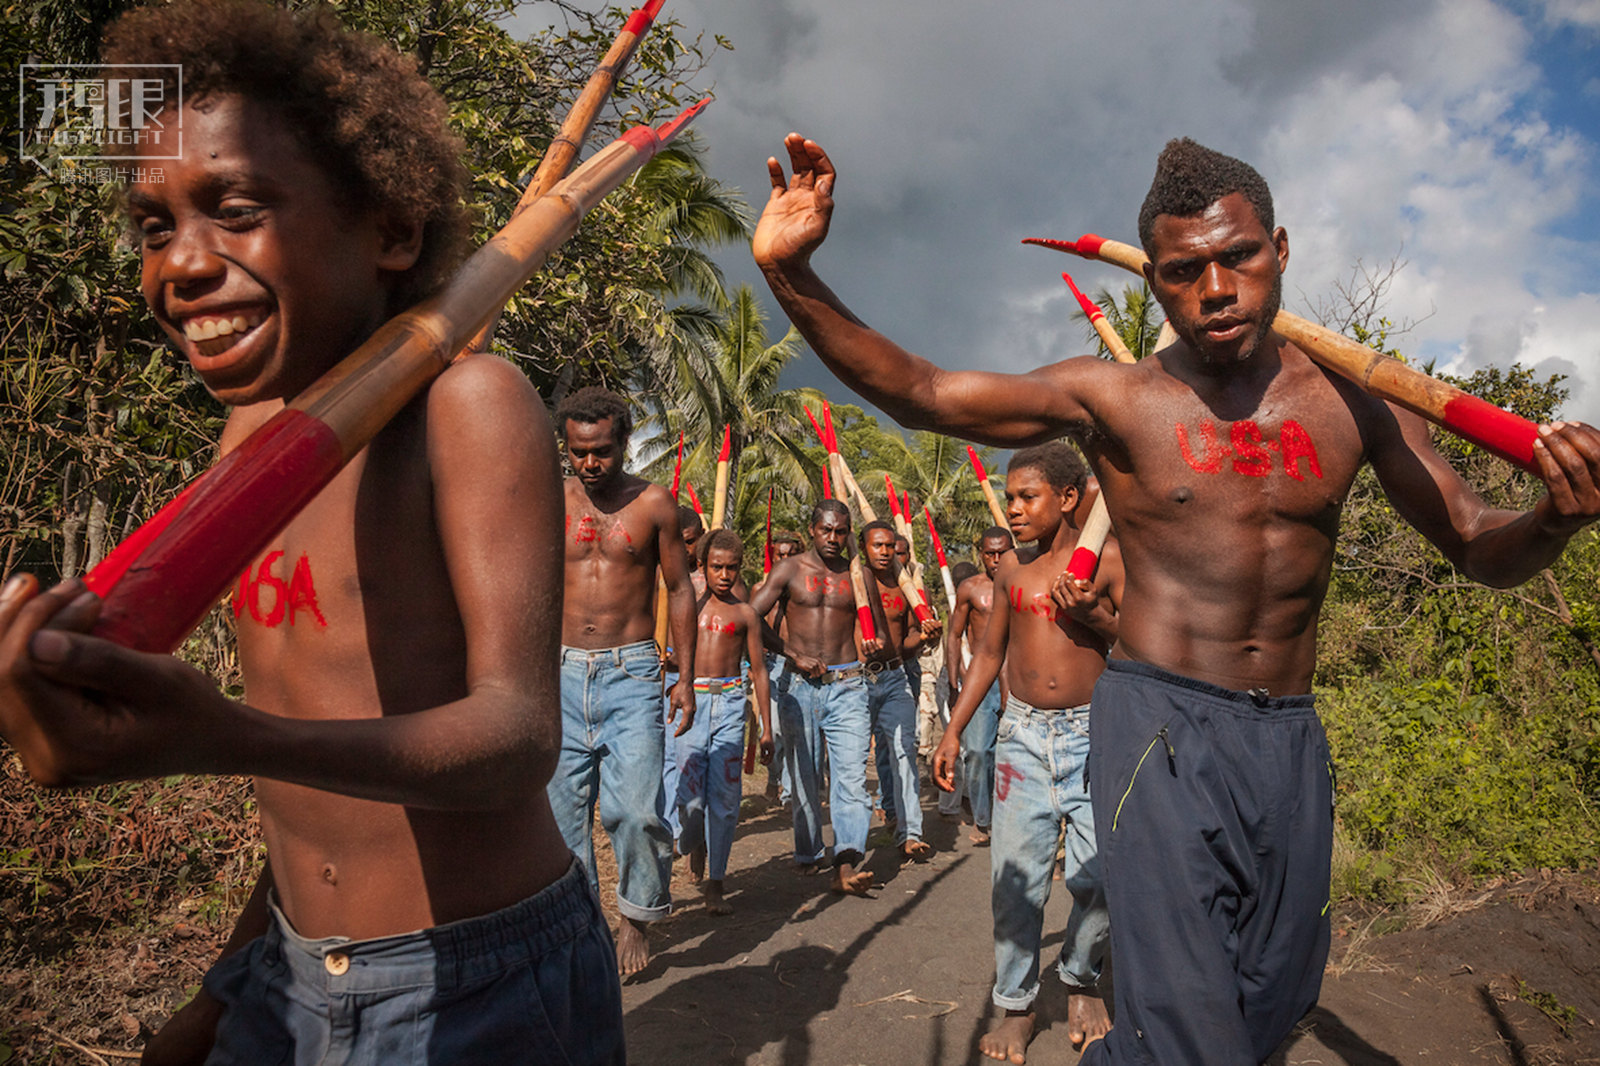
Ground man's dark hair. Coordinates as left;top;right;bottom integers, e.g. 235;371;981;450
103;0;470;311
555;386;633;444
858;519;896;548
979;526;1014;547
772;530;803;548
677;506;704;535
1010;442;1088;496
951;561;980;587
810;499;851;528
1137;138;1275;256
701;529;743;565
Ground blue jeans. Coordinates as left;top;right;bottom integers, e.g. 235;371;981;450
990;696;1109;1010
551;641;673;922
202;861;623;1065
867;665;923;843
661;669;682;845
767;655;792;803
784;665;871;866
940;681;1001;827
675;679;747;881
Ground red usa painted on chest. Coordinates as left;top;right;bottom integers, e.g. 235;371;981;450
565;513;634;547
1175;418;1324;480
233;550;327;629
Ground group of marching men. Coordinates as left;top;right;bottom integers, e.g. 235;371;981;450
555;380;1117;1048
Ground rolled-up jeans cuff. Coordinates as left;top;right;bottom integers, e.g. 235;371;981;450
615;891;670;923
992;984;1039;1012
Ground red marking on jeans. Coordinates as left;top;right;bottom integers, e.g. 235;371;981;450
1176;420;1227;473
1230;421;1273;477
1441;394;1539;472
1279;420;1325;481
996;762;1025;802
723;755;743;784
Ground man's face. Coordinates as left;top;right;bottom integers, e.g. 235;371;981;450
863;527;897;571
1144;192;1288;368
564;418;625;490
1005;467;1073;544
705;547;740;595
979;536;1011;578
810;510;850;560
894;537;910;568
774;539;801;563
682;522;704;555
128;95;417;405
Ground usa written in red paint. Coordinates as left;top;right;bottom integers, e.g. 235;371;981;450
1175;418;1324;480
1010;586;1057;620
233;550;327;629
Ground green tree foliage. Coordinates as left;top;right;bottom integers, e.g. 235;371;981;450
1073;281;1165;360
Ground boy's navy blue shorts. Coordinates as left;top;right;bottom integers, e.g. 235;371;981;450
1081;659;1334;1066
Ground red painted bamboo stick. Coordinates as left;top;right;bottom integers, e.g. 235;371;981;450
967;445;1008;528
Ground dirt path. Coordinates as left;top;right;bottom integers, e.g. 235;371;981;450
619;777;1600;1066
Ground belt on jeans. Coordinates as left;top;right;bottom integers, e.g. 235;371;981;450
864;657;904;676
1005;697;1090;719
692;677;743;694
798;664;865;684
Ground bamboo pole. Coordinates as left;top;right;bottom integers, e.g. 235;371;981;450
1025;234;1543;473
711;423;731;529
86;103;707;653
1059;272;1137;582
804;402;879;634
966;445;1008;528
762;488;774;573
924;506;958;613
464;0;668;356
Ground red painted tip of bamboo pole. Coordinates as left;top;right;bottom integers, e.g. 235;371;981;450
763;488;774;572
670;430;684;498
1062;272;1105;321
622;0;665;35
717;423;731;462
884;474;901;517
686;481;703;517
653;98;709;142
902;490;912;521
821;465;832;499
1021;234;1107;259
822;399;838;452
803;405;828;449
923;507;949;567
967;445;988;482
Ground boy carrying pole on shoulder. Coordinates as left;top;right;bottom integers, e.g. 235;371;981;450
0;2;623;1062
674;530;774;915
934;443;1124;1064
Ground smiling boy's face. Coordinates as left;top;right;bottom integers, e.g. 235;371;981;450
128;95;419;405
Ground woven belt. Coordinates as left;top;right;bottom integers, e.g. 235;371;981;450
692;677;743;694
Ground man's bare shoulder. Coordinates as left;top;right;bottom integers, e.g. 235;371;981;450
424;352;545;428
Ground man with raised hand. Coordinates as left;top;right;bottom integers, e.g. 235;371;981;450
556;385;697;976
941;526;1014;845
753;133;1600;1063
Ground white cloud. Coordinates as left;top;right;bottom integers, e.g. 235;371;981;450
1536;0;1600;29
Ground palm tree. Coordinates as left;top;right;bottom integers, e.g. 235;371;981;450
1076;281;1166;360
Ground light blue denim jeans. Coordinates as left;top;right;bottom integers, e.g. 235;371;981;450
990;696;1109;1010
661;669;682;845
767;654;792;804
867;665;924;844
783;664;871;866
551;640;673;922
675;679;747;881
955;683;1002;829
202;861;623;1065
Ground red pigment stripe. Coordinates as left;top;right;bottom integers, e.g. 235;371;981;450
1021;237;1080;255
92;408;345;653
967;445;987;480
1441;394;1540;473
856;604;877;642
925;508;949;566
686;482;704;516
804;405;827;447
84;476;204;598
1062;273;1104;320
911;600;933;624
1076;233;1107;257
885;475;900;516
622;7;654;34
621;125;656;152
822;401;838;452
1065;546;1099;582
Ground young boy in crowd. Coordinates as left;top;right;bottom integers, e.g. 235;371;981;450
935;444;1123;1063
674;530;774;914
0;2;621;1062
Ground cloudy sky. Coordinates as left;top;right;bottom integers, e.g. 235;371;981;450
520;0;1600;426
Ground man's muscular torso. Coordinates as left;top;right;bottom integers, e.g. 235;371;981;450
562;474;673;649
774;552;859;666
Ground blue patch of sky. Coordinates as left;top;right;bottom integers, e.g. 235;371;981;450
1506;2;1600;244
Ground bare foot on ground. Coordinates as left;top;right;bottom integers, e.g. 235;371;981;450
796;861;824;876
970;826;991;846
704;879;733;915
831;862;875;896
980;1009;1036;1063
616;917;651;976
688;844;706;884
1066;985;1111;1050
940;809;962;822
901;838;933;862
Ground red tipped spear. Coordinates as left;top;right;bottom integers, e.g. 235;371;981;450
821;399;839;451
1025;234;1544;473
685;481;704;518
763;488;774;573
711;423;731;529
884;474;902;519
925;506;958;611
670;430;684;499
967;445;1008;529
